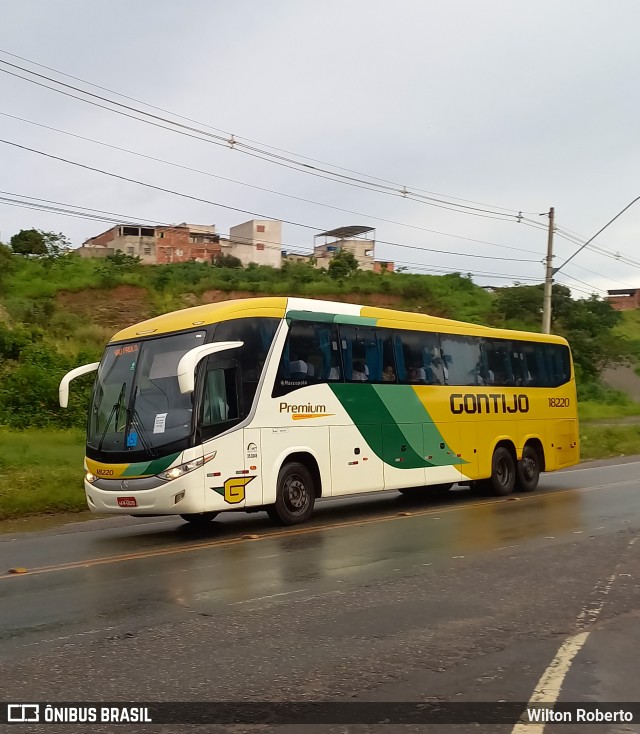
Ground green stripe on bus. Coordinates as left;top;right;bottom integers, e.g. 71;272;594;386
333;315;378;326
121;452;180;477
329;383;431;469
330;384;466;469
373;386;465;465
287;311;336;323
287;311;379;327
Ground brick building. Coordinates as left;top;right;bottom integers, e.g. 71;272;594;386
77;219;283;267
606;288;640;311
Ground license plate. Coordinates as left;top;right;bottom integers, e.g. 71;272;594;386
117;496;137;508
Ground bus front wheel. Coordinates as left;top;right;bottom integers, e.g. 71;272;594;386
484;446;516;496
180;512;218;525
516;445;541;492
267;462;316;526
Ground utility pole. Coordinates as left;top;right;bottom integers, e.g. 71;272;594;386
542;207;555;334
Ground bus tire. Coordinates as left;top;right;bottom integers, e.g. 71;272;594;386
484;446;516;496
180;512;218;525
267;461;316;526
516;444;541;492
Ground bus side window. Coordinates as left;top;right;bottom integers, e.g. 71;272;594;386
546;344;571;386
273;320;340;396
482;340;515;386
438;335;482;386
394;329;443;385
214;317;279;415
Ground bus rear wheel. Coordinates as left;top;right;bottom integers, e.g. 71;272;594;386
267;462;316;526
516;445;541;492
483;446;516;496
180;512;218;525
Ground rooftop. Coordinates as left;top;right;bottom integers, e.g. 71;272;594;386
316;226;375;239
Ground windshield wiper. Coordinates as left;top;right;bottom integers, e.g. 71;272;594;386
127;404;156;458
97;382;127;452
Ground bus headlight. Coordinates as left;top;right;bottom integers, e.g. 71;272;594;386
158;453;215;481
85;472;97;484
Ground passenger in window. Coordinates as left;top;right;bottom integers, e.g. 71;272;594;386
382;365;396;382
328;364;341;380
289;359;308;379
352;361;368;381
301;355;315;378
472;361;494;385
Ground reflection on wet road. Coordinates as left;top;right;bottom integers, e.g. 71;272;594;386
1;459;639;660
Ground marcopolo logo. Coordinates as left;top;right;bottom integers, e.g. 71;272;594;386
450;393;530;415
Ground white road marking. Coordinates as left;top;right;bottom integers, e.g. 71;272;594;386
559;460;640;474
21;626;116;648
511;536;638;734
232;588;308;605
512;632;590;734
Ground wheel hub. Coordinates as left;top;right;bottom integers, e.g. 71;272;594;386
285;476;308;511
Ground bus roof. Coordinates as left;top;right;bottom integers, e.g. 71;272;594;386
110;296;569;346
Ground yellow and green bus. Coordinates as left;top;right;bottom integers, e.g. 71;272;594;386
60;297;579;525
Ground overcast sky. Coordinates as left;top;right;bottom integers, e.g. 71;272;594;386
1;0;640;297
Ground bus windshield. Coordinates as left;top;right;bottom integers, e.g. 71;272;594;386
87;330;207;454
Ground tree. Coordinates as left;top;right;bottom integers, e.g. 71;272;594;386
212;253;243;269
492;284;573;327
328;250;359;280
10;229;70;257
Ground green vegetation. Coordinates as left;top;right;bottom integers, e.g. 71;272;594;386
0;429;86;519
579;401;640;421
579;424;640;461
1;232;640;519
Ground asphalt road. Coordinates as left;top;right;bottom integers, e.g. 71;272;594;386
1;457;640;733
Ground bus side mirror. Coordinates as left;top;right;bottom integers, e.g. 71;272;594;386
59;362;100;408
177;341;244;394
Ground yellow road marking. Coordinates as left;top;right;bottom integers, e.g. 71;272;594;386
0;481;631;581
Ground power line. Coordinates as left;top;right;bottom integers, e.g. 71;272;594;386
554;228;640;270
0;191;537;264
0;140;541;266
1;61;530;223
0;47;539;218
557;271;606;294
1;195;541;283
554;224;640;268
393;259;541;282
0;111;544;256
563;262;637;290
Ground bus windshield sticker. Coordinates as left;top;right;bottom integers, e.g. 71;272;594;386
127;432;138;447
153;413;168;434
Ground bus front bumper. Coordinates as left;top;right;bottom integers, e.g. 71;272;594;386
84;475;206;515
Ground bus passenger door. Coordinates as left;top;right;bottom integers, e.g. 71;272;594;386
330;425;384;495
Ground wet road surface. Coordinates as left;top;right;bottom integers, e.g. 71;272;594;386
1;457;639;733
